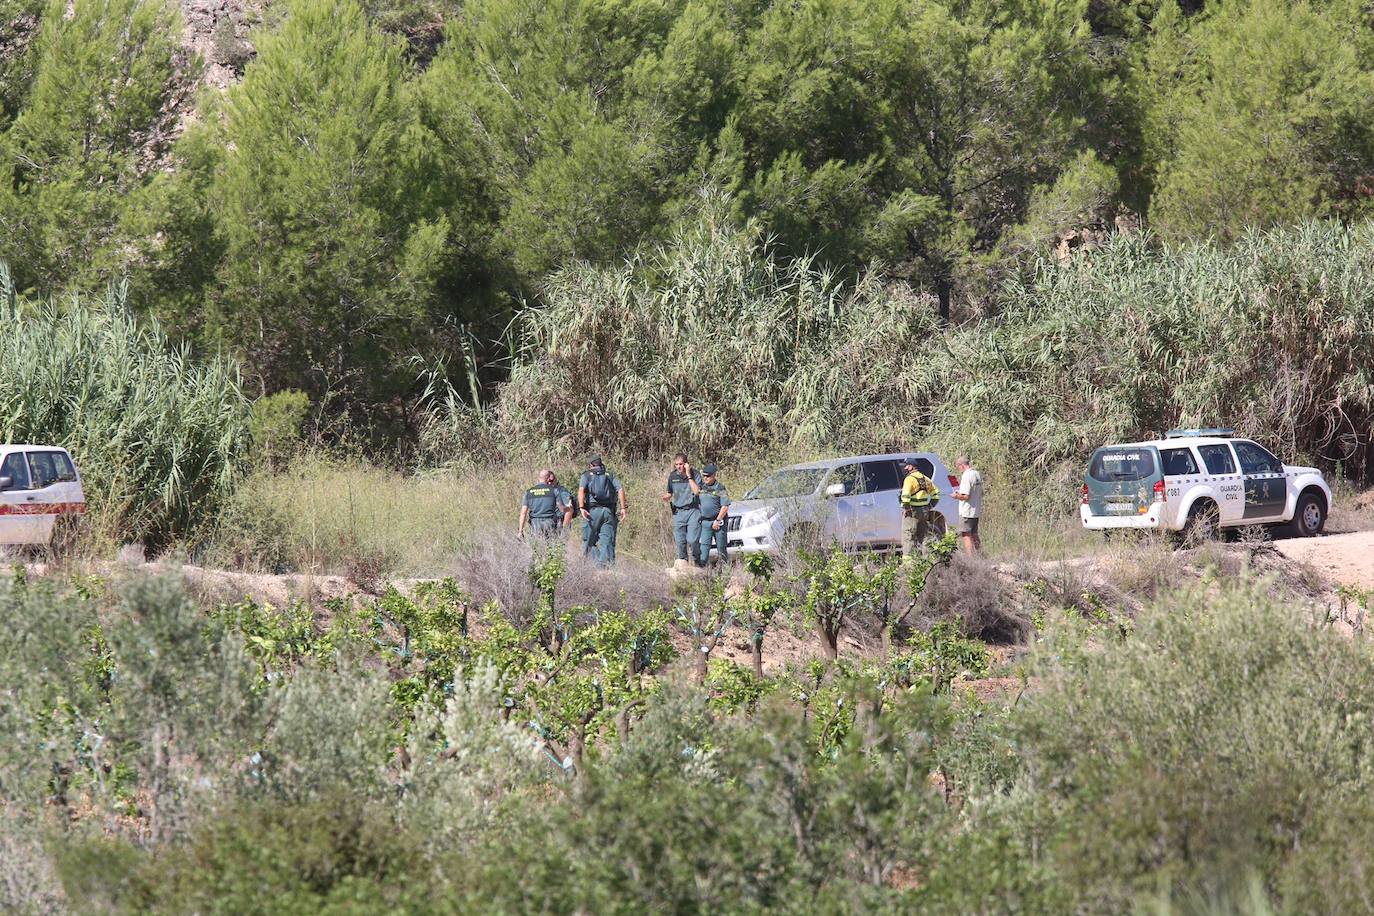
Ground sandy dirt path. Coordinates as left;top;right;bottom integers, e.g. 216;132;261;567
1276;531;1374;590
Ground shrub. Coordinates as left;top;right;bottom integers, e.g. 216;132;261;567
1012;578;1374;911
915;551;1030;643
0;266;252;547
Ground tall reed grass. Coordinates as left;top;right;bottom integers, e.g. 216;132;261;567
487;216;1374;488
0;263;251;547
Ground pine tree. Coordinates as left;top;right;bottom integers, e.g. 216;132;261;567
1143;0;1374;240
0;0;183;291
207;0;450;411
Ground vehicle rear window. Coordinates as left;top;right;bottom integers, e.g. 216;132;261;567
1088;448;1157;482
1160;447;1199;477
862;460;903;493
26;451;76;488
1197;444;1237;475
1;453;31;490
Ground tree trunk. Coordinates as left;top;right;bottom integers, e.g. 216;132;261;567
751;634;765;680
936;274;952;323
816;617;838;660
880;624;892;661
615;700;642;743
693;634;721;686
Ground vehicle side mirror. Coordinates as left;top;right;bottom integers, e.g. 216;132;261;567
0;476;11;492
825;482;846;498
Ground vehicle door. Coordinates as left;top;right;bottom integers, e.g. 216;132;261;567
24;450;82;542
821;463;866;546
0;450;39;545
1195;443;1244;524
1159;445;1204;527
1231;440;1287;521
861;459;904;546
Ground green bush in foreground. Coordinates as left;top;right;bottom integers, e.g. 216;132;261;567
9;562;1374;913
0;263;252;547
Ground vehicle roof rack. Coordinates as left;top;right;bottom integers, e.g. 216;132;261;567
1165;427;1234;439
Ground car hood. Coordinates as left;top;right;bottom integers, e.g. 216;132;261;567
728;497;811;516
1284;464;1322;477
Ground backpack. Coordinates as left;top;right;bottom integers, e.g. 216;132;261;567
585;470;616;506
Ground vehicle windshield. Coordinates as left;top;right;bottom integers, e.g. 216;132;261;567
744;468;825;500
1088;447;1157;482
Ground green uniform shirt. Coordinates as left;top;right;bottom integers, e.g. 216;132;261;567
523;484;567;520
666;470;702;509
698;480;731;518
580;469;623;508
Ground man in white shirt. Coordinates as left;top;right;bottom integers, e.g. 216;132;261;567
950;455;983;554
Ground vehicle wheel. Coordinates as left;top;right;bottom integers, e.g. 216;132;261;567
930;513;948;539
1181;500;1221;548
1289;491;1326;538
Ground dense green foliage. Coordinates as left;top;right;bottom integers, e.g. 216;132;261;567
5;555;1373;912
0;263;251;545
0;0;185;292
6;0;1374;456
188;0;453;409
492;218;1374;482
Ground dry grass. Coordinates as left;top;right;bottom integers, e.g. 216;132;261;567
207;450;814;576
914;551;1031;643
447;532;674;620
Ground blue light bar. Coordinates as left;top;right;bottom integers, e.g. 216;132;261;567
1165;428;1235;439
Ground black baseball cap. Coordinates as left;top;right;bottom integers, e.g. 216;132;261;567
702;463;718;475
588;455;604;468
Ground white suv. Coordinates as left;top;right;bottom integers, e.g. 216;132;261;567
0;445;86;547
726;452;959;554
1080;429;1331;539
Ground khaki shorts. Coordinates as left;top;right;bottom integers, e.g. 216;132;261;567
957;516;980;536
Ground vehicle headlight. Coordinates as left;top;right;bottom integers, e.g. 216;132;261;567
743;507;780;527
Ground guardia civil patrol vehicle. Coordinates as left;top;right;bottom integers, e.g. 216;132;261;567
1080;429;1331;540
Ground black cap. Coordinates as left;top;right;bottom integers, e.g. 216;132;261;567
899;458;916;468
702;463;718;475
588;455;604;468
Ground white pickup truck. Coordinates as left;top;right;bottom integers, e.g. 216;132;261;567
1080;429;1331;541
0;445;86;547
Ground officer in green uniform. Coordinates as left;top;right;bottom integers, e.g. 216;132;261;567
548;471;575;532
661;452;702;565
519;469;570;538
578;457;627;565
696;463;731;567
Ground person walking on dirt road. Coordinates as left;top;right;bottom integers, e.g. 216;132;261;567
950;455;983;553
579;457;627;566
520;469;571;538
898;458;939;559
662;453;703;566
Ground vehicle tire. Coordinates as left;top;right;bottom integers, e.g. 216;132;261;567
930;512;948;539
1181;500;1221;548
1289;491;1326;538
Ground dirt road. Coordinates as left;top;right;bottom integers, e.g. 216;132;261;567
1276;531;1374;590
